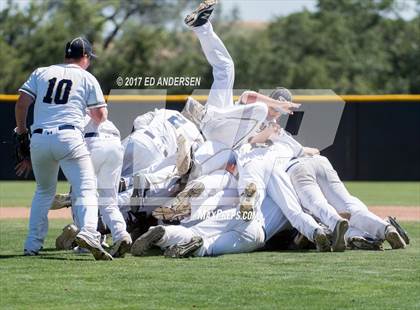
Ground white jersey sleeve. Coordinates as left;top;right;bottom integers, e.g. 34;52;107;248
85;73;106;109
19;68;46;100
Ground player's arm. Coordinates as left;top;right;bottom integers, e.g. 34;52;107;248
303;147;320;156
14;92;34;178
239;91;301;115
249;123;280;144
85;74;107;124
89;106;108;124
15;92;34;134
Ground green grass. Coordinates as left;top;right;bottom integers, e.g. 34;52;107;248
345;182;420;206
0;181;69;207
0;220;419;309
0;181;419;208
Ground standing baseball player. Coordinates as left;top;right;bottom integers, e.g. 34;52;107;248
15;37;112;260
83;116;133;257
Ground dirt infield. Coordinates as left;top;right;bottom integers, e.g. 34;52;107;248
0;206;419;221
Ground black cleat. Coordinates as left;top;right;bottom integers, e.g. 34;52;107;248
185;0;217;28
131;226;165;256
164;236;203;258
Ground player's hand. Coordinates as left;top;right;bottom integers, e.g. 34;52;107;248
303;147;320;156
281;101;301;115
15;159;32;178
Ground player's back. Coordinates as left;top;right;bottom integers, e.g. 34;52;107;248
20;64;103;131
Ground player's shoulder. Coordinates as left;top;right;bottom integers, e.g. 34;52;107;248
30;66;49;77
81;70;102;89
81;69;99;81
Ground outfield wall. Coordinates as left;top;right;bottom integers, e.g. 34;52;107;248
0;97;419;181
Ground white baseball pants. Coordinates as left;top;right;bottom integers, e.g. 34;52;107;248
193;22;268;149
86;136;130;242
25;128;99;252
288;156;389;240
237;146;321;242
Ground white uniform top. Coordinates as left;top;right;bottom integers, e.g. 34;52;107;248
237;129;303;169
19;64;106;131
270;129;304;158
84;115;120;138
133;109;203;153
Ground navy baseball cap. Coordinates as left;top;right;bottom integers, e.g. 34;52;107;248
65;37;97;59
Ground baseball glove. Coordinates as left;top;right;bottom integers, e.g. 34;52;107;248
387;216;410;245
13;129;32;178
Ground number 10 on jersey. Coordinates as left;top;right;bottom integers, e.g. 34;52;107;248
43;78;73;105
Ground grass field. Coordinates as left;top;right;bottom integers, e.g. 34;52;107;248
0;181;419;309
0;181;419;207
0;220;419;309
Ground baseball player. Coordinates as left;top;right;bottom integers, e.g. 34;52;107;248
15;37;112;260
131;192;292;257
121;108;204;179
82;116;132;257
152;168;238;222
185;0;300;151
286;155;407;249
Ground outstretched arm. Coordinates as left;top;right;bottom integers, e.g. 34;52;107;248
239;91;301;115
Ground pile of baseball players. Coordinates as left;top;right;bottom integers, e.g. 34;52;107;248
15;0;409;261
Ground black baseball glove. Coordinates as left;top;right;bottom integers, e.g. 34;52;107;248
13;129;32;178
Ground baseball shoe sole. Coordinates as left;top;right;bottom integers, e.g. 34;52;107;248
385;225;406;249
131;226;165;256
176;134;192;176
164;236;203;258
75;233;113;261
314;228;331;252
51;193;71;210
347;236;384;251
331;219;349;252
55;224;79;250
239;183;257;221
386;216;410;245
170;181;205;211
152;181;204;221
152;203;192;222
185;0;217;27
110;235;133;258
182;97;205;126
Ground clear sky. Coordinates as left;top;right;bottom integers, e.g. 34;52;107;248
220;0;418;21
